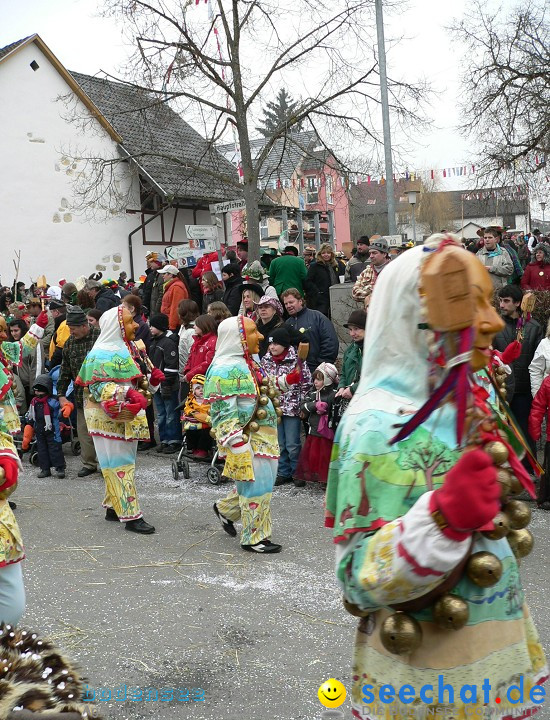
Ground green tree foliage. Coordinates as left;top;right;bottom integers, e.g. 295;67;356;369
256;89;303;138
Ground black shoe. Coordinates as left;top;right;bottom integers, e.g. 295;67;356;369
55;469;66;479
242;540;282;553
78;467;96;478
125;518;156;534
213;503;237;537
538;501;550;511
162;444;180;454
8;501;16;511
293;478;306;487
138;440;157;452
274;475;292;486
155;443;168;453
105;508;119;521
37;470;51;478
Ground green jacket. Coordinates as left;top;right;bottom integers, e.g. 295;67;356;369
268;254;307;296
338;341;363;394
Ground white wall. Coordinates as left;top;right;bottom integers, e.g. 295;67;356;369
0;41;217;286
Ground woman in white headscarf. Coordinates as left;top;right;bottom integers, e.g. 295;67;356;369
77;306;162;534
326;235;546;719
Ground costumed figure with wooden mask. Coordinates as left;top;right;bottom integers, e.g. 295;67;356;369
326;234;546;719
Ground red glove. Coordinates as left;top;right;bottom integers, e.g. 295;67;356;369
35;310;49;328
0;456;19;494
122;402;143;417
60;401;75;418
500;340;522;365
126;389;148;411
101;399;121;419
430;449;500;541
285;368;301;386
22;425;35;451
315;400;328;414
149;368;165;388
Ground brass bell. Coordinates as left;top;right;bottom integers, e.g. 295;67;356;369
241;433;249;443
272;398;280;408
497;468;512;500
256;408;268;421
507;529;534;558
267;388;277;399
508;474;523;495
380;613;422;655
502;500;531;530
485;441;508;466
249;421;260;433
432;594;469;630
275;408;283;417
260;377;269;386
466;552;503;587
139;379;149;390
260;386;268;395
210;429;217;438
500;389;507;399
482;511;510;540
343;597;370;618
258;396;269;406
495;367;507;377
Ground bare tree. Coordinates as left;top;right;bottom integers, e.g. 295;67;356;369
452;0;549;187
67;0;427;261
416;178;457;234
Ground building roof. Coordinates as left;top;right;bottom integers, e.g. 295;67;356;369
0;36;30;62
219;130;321;183
350;180;528;219
70;72;240;204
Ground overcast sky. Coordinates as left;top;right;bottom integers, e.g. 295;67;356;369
1;0;512;191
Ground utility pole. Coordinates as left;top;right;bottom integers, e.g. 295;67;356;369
375;0;396;235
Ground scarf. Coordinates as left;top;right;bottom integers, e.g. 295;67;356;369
28;396;52;431
76;306;142;386
486;245;502;258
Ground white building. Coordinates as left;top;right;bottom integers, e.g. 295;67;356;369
0;35;238;284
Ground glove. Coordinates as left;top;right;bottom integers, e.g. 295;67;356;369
285;368;301;386
60;401;75;418
501;340;522;365
122;401;143;417
149;368;166;388
35;310;49;328
0;456;19;494
430;449;500;541
315;400;328;414
126;389;148;410
22;425;35;451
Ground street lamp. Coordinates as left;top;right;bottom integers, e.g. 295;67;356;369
408;190;420;244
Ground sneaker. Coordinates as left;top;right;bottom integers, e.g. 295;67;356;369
138;440;156;452
162;444;180;455
105;508;119;521
275;475;292;486
8;501;16;510
242;540;282;553
213;503;237;537
37;470;51;478
55;469;66;479
125;518;156;534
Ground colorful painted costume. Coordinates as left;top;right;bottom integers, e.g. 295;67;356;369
77;307;149;522
204;317;280;547
326;239;547;720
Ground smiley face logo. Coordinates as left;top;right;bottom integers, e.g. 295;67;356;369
318;678;346;708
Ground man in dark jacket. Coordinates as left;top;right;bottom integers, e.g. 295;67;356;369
221;263;244;316
493;284;542;461
345;236;370;283
282;288;339;375
141;251;167;314
84;280;121;315
148;313;181;454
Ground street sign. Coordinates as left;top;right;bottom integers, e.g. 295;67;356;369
209;199;247;214
384;234;404;247
185;225;218;241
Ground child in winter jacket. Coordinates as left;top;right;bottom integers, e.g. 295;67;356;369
528;375;550;510
182;374;213;459
261;327;312;487
183;314;218;382
23;374;66;478
148;313;181;454
294;362;339;487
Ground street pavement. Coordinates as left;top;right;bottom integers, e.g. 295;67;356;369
14;448;550;720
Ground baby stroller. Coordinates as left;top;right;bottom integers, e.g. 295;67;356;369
171;429;222;485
